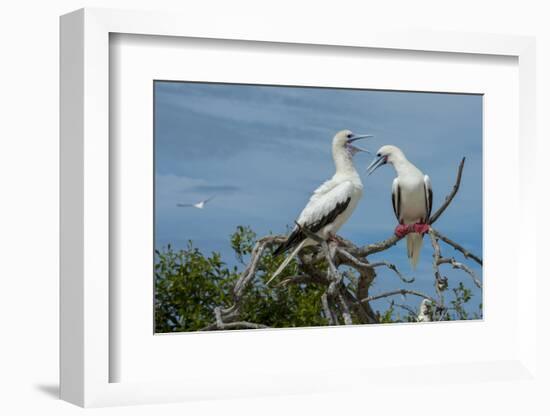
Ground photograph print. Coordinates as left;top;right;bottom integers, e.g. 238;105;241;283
154;81;483;333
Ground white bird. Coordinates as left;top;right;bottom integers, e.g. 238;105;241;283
367;145;432;269
417;299;433;322
267;130;372;285
176;195;215;209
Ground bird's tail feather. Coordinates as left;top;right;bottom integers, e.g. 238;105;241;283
266;240;307;285
406;233;423;269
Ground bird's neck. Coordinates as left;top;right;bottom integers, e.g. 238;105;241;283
333;149;359;178
392;156;418;178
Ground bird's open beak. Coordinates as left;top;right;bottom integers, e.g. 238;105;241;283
366;155;387;175
346;134;373;154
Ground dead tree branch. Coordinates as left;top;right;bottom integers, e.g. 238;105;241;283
429;157;465;224
360;289;441;308
337;247;414;284
432;229;483;266
438;257;482;289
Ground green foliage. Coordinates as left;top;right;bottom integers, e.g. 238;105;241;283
155;226;326;332
230;225;256;264
154;242;238;332
450;281;473;321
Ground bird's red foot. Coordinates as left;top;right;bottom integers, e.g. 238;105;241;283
413;223;430;235
394;224;412;238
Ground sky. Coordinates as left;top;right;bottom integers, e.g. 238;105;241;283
154;81;483;318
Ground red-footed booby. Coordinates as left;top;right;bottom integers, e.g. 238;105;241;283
267;130;372;285
367;145;432;269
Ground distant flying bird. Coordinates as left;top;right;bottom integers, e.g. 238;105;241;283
367;145;432;269
176;196;215;209
267;130;372;285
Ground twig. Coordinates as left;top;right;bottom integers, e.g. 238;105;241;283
355;234;403;258
428;229;447;304
429;157;465;224
233;236;286;298
438;257;482;289
342;288;377;324
277;274;328;287
360;289;441;308
389;301;418;320
432;229;483;266
337;248;414;283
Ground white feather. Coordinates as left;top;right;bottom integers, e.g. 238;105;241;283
296;180;361;241
266;240;307;285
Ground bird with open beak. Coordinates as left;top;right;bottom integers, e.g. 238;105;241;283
367;145;433;269
267;129;372;285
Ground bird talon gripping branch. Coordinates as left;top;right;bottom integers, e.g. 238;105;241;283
413;223;430;235
394;223;412;238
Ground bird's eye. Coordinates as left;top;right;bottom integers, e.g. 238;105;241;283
347;133;352;139
377;153;381;157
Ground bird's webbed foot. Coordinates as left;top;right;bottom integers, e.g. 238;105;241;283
394;224;412;238
412;223;431;235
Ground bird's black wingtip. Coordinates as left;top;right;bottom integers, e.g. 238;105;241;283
272;244;285;257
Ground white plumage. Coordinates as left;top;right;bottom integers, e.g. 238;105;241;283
267;129;372;284
176;195;215;209
417;299;433;322
367;145;432;269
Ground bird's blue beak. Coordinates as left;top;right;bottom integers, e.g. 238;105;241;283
366;155;387;175
346;134;373;155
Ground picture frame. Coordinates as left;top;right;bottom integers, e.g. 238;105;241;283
60;7;538;408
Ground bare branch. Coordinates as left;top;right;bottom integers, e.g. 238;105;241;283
428;229;448;304
277;274;329;287
355;234;404;258
360;289;441;308
322;293;338;325
337;248;414;284
338;293;353;325
429;157;465;224
391;301;418;319
438;257;482;288
233;235;286;298
432;228;483;266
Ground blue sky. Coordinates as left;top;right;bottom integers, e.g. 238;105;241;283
154;81;483;318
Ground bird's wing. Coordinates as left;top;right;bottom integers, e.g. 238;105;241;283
273;181;353;256
203;195;216;204
297;180;354;231
391;177;401;222
176;203;194;208
309;178;342;199
423;174;433;222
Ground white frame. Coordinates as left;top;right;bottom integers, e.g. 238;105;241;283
60;8;537;407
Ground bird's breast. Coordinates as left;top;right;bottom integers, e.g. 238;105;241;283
399;180;426;223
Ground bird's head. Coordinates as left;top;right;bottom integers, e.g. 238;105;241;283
332;129;373;158
367;145;405;175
